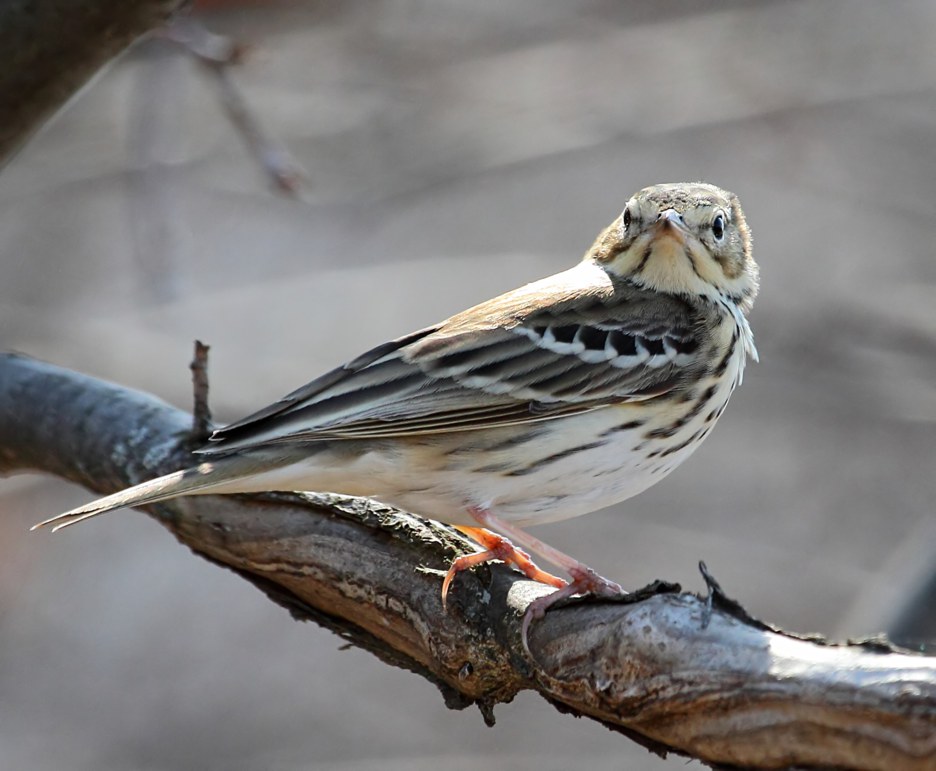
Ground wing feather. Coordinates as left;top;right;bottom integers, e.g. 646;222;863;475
204;265;705;453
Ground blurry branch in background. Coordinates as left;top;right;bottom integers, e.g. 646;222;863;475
124;15;305;304
162;16;305;194
0;0;303;192
1;352;935;771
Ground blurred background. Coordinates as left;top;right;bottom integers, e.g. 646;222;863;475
1;1;935;769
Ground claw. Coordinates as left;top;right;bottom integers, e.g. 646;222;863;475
519;566;626;655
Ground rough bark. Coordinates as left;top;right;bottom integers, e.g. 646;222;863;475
1;352;934;770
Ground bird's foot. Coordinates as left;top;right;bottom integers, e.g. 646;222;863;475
520;564;625;654
441;526;567;609
442;509;626;655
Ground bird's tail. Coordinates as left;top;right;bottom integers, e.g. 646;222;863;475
31;454;284;532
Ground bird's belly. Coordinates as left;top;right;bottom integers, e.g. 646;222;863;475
243;382;734;529
327;406;711;528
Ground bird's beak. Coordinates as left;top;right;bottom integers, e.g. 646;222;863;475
654;209;689;245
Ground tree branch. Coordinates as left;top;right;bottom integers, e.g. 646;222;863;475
1;352;933;770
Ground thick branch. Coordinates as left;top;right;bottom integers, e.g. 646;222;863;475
0;0;185;165
1;352;934;770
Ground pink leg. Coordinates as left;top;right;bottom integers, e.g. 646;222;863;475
443;507;626;653
441;525;567;610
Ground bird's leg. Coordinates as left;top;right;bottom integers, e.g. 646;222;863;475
441;525;566;609
442;507;627;653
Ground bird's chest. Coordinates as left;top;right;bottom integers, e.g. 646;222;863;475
467;323;746;524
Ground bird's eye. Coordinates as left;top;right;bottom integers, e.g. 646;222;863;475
712;214;725;241
622;207;632;232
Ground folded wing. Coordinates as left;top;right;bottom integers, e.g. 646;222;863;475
205;276;702;452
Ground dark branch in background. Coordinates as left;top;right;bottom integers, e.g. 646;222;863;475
0;0;185;165
1;352;934;771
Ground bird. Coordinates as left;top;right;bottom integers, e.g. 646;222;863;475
33;182;759;646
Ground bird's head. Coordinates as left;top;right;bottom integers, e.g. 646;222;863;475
589;182;759;313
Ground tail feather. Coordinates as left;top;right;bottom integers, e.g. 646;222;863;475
32;457;264;532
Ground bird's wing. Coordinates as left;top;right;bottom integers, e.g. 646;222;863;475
204;263;703;451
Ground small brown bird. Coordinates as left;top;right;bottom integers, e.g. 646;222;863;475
34;182;759;642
